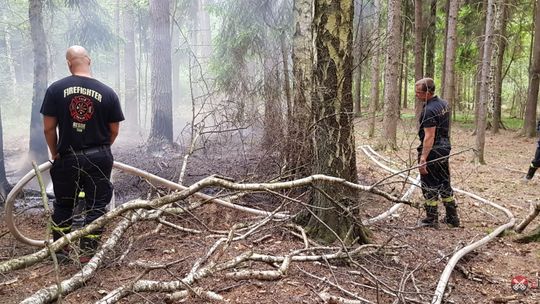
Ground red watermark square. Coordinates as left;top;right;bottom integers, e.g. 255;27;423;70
511;275;539;293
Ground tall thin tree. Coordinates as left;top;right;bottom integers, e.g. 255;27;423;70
288;0;313;176
368;0;381;138
442;0;459;123
476;0;496;164
492;0;508;133
123;4;138;131
380;0;402;150
424;0;437;77
523;0;540;137
149;0;173;144
414;0;424;120
28;0;48;164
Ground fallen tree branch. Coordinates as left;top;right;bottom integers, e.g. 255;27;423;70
514;200;540;233
96;251;254;303
20;210;138;303
165;287;225;303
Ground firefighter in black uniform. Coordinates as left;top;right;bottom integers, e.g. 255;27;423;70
524;120;540;180
415;78;460;228
41;45;124;263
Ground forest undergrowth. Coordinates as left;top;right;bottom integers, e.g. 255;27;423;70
0;117;539;303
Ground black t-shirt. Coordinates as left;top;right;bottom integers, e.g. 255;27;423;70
418;95;451;151
40;75;125;155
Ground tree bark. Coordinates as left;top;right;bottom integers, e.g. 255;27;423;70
28;0;48;163
0;105;9;202
474;0;488;133
353;3;364;116
440;0;450;98
492;0;508;133
149;0;174;144
442;0;459;125
262;55;284;149
368;0;381;138
123;4;139;131
380;0;402;150
288;0;313;176
414;0;424;120
281;32;292;126
308;0;369;244
476;0;496;164
424;0;436;78
523;0;540;137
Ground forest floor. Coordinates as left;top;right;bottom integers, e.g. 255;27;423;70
0;113;539;303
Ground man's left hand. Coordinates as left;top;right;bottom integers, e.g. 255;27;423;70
419;160;428;175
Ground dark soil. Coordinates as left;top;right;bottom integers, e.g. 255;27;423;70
0;118;539;303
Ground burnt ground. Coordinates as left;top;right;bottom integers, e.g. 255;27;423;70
0;116;539;303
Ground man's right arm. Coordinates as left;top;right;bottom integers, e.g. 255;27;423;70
43;115;59;159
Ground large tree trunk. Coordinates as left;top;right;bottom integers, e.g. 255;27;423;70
492;0;508;134
149;0;174;144
28;0;48;164
476;0;496;164
307;0;369;244
287;0;313;177
379;0;402;150
523;0;540;137
368;0;381;138
123;4;139;131
414;0;424;120
442;0;459;124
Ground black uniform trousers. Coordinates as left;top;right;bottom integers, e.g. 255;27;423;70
418;147;453;203
531;139;540;167
50;146;113;238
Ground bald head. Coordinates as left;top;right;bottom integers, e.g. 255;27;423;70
66;45;92;76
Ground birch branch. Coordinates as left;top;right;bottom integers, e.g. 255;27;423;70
514;200;540;233
20;210;138;304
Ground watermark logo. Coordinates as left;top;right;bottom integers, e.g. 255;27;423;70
511;275;529;293
511;275;539;293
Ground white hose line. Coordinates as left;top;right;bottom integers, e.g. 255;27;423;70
359;145;516;304
432;188;515;304
4;161;53;247
5;161;290;247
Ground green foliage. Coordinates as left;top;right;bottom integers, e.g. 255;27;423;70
208;0;292;94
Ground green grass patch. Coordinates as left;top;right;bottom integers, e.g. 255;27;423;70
400;111;524;131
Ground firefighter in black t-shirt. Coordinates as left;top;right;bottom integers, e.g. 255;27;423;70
524;120;540;180
40;45;125;263
415;78;460;228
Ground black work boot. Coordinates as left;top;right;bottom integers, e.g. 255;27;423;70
418;205;439;228
443;201;460;228
525;164;538;180
79;235;100;264
52;226;72;264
